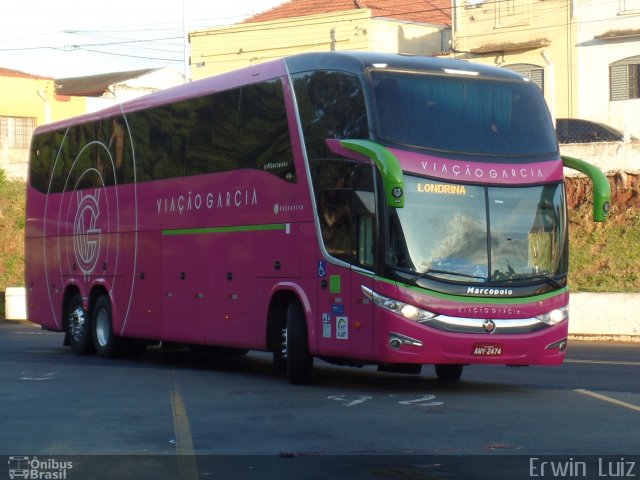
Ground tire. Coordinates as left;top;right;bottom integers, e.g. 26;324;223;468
65;293;94;355
285;301;313;385
435;364;463;381
92;295;125;359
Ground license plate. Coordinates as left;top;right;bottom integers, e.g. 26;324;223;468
472;344;503;356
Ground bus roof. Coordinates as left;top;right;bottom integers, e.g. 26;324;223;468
34;51;525;135
283;51;525;82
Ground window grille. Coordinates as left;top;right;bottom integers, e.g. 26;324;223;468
0;116;36;148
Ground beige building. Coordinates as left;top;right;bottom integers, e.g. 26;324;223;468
452;0;573;119
0;68;86;179
452;0;640;140
189;0;452;80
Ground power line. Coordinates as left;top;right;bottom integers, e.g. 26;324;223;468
76;47;183;63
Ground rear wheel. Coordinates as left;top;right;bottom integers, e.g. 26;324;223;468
284;301;313;385
65;293;93;355
92;295;125;359
435;364;463;381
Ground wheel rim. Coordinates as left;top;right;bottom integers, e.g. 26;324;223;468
95;308;111;347
69;306;86;341
281;328;288;360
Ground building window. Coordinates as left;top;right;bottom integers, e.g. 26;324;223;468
504;63;545;93
494;0;530;28
619;0;640;12
0;116;36;148
610;56;640;101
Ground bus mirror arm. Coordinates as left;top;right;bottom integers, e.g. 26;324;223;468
326;138;405;208
561;155;610;222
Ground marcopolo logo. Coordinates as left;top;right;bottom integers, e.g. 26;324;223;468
466;286;514;296
8;456;73;479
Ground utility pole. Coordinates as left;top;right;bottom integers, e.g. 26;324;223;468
183;0;190;83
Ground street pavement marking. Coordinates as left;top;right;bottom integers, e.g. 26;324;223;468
574;389;640;413
170;370;199;480
566;359;640;366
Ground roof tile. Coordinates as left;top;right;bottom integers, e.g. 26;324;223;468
246;0;450;26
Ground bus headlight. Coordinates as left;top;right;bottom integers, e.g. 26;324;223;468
536;306;569;326
362;286;436;322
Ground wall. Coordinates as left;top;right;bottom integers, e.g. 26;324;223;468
569;293;640;342
574;0;640;139
84;67;185;113
0;72;85;179
190;10;372;80
189;10;450;80
561;142;640;174
452;0;575;118
370;18;450;55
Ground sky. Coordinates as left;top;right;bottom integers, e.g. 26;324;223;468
1;0;285;79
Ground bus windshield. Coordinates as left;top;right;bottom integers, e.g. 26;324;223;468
369;70;558;157
388;177;567;284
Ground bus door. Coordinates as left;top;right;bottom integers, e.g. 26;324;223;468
315;186;376;360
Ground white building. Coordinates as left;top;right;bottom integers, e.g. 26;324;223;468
575;0;640;139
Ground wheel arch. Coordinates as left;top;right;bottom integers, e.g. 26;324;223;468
61;284;83;333
266;283;316;355
88;284;110;319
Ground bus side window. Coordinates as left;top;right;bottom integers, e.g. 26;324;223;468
315;161;376;269
291;70;368;161
318;188;357;264
238;81;295;182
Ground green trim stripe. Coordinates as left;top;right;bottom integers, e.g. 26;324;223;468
375;275;568;305
163;223;287;236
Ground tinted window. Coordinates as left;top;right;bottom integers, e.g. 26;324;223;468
312;159;376;267
29;79;295;193
292;70;368;160
370;70;558;158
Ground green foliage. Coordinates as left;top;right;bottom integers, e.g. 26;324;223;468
0;172;25;293
568;205;640;292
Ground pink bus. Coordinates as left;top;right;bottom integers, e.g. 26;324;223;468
25;52;610;383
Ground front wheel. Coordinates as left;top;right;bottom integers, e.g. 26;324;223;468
435;364;463;381
284;301;313;385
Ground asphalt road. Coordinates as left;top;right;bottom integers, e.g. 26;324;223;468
1;320;639;480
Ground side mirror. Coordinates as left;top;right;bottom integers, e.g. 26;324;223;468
562;155;610;222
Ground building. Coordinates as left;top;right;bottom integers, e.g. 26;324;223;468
0;67;185;180
56;67;185;113
189;0;452;80
452;0;640;140
0;68;85;180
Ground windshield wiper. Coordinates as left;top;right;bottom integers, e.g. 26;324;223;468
531;273;563;288
411;269;485;283
492;273;563;288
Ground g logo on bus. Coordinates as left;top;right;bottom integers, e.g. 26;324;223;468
482;319;496;334
73;189;102;277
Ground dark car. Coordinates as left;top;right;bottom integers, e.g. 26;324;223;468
556;118;638;144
